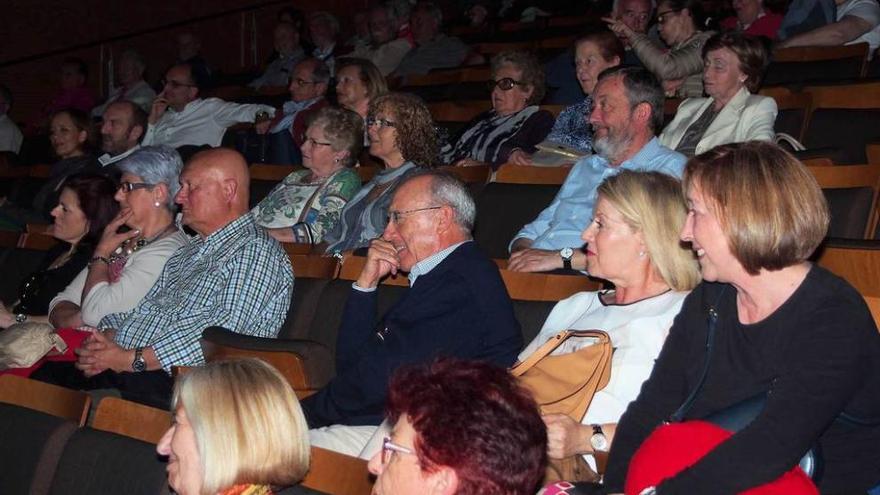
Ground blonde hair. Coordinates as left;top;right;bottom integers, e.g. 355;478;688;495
683;142;829;275
173;359;310;495
598;170;701;291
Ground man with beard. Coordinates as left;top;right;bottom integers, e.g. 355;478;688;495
508;66;685;273
97;100;147;177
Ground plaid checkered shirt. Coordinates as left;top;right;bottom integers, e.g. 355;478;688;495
102;214;294;372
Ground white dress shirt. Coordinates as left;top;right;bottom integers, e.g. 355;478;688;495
142;98;275;148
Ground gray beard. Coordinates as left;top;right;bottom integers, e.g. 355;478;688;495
593;133;634;164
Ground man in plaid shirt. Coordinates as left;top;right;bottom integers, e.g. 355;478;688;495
33;149;293;407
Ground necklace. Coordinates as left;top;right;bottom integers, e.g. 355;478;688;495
110;223;177;260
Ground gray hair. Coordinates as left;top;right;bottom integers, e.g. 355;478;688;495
404;170;476;234
119;49;146;75
301;58;331;84
612;0;656;15
310;11;340;36
597;65;665;133
117;145;183;210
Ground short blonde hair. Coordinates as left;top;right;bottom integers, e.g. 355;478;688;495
683;142;829;275
598;170;701;291
173;359;310;495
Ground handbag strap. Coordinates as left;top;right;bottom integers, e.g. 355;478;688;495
511;330;608;377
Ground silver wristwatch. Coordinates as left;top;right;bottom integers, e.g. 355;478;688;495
559;247;574;270
639;487;657;495
131;347;147;372
589;423;609;452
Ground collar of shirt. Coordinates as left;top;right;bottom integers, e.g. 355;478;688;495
98;144;141;167
613;137;664;170
313;43;336;59
191;213;259;254
407;241;469;286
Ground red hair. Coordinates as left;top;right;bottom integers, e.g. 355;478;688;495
386;358;547;495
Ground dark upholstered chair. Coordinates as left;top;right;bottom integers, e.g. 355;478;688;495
807;164;880;239
0;403;77;495
763;43;868;86
473;182;562;258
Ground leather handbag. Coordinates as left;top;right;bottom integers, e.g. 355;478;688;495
511;330;613;483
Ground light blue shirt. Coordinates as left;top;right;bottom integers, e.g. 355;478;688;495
511;137;686;251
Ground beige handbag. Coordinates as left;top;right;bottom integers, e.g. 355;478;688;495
511;330;613;483
0;322;67;370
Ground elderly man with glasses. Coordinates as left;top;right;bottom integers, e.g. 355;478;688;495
303;170;523;458
142;63;275;149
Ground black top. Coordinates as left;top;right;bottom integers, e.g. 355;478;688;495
13;242;93;316
604;265;880;494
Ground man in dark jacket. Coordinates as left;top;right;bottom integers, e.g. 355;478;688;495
302;170;523;455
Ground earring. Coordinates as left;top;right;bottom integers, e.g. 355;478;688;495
154;201;161;207
639;251;646;258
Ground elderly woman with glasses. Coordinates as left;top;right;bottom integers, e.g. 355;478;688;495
48;146;188;329
440;51;554;170
323;92;437;254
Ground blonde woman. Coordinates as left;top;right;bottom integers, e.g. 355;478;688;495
157;359;310;495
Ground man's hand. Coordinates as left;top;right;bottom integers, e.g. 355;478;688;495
508;247;563;273
148;91;169;124
355;238;401;289
543;413;590;459
453;158;486;168
508;149;534;166
254;119;272;135
74;330;131;377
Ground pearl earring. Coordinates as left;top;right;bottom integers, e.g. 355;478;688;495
154;201;161;207
639;251;646;258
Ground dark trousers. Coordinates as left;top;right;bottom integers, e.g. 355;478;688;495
31;361;174;410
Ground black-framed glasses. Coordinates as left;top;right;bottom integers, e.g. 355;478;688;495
380;437;415;464
487;77;524;91
160;79;197;89
387;206;442;224
291;78;319;87
656;8;683;24
119;182;154;193
366;116;397;129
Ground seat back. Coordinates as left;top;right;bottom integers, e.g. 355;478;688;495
473;182;562;258
764;43;869;86
813;238;880;296
0;244;51;305
248;164;298;207
48;428;170;495
0;403;78;495
760;88;812;142
807;163;880;238
91;397;171;445
0;375;90;426
301;446;373;495
802;82;880;164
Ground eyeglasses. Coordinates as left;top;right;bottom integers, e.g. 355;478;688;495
656;8;683;24
119;182;154;193
380;437;415;464
387;206;442;224
366;116;397;129
487;77;524;91
161;79;197;89
291;78;319;87
304;137;333;147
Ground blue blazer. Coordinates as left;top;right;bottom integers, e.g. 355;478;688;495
302;241;523;427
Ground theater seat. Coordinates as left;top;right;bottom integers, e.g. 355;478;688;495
0;403;77;495
473;182;562;258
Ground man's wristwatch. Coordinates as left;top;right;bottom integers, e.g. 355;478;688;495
639;487;657;495
559;247;574;270
589;423;609;452
14;313;28;324
131;347;147;372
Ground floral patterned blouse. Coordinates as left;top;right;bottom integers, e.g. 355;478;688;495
251;168;361;244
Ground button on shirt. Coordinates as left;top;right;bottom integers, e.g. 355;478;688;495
102;214;294;371
512;138;686;251
142;97;275;148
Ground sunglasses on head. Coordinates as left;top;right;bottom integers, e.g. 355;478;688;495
487;77;525;91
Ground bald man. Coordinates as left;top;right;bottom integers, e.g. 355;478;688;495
33;149;293;408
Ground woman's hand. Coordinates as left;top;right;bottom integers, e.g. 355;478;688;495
0;306;16;328
453;158;486;168
508;149;534;166
543;413;591;459
603;16;636;42
94;209;139;258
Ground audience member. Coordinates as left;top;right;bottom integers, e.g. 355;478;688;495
606;0;715;97
511;31;625;166
508;67;686;273
266;57;331;165
176;32;212;88
309;11;342;74
660;32;776;156
346;4;415;76
603;142;880;495
253;107;362;244
440;51;554;170
0;110;98;227
323;93;435;253
32;149;293;408
392;2;471;78
44;57;97;117
369;358;547;495
346;11;373;49
720;0;784;38
777;0;880;54
0;84;23;154
334;57;388;120
305;171;523;455
97;101;147;172
92;49;156;116
0;174;118;327
143;63;275;148
250;22;307;89
158;359;310;495
49;146;188;328
776;0;838;41
518;170;700;473
613;0;656;64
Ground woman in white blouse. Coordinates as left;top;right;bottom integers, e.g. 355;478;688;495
49;146;189;328
518;170;700;468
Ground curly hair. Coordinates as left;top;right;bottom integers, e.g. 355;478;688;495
369;92;438;168
491;51;545;105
